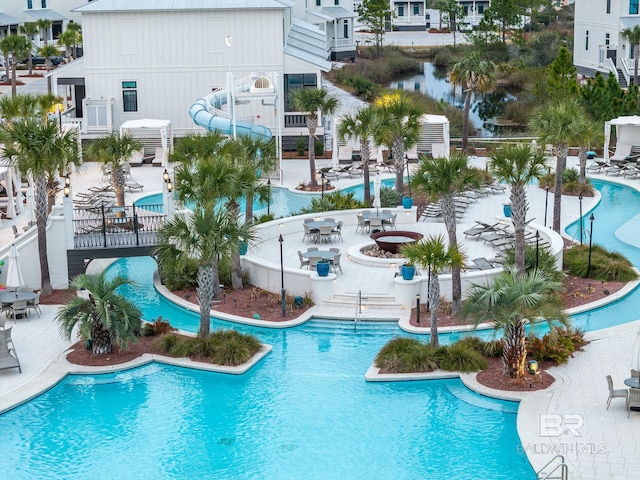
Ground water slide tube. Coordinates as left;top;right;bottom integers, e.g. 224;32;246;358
189;82;272;141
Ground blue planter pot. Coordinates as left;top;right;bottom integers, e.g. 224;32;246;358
239;242;249;255
402;196;413;209
503;205;512;217
316;261;331;277
401;265;416;281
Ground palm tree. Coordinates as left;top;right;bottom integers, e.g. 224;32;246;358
39;44;60;76
337;106;377;206
460;266;569;379
622;25;640;87
529;100;590;233
57;30;75;62
0;37;12;87
449;53;496;154
290;88;340;188
85;132;142;209
0;35;30;97
156;207;252;337
401;234;466;347
56;272;142;355
36;18;52;47
233;135;277;224
489;144;546;275
0;118;81;294
411;153;481;314
372;92;423;196
66;22;82;59
19;22;39;75
574;117;602;186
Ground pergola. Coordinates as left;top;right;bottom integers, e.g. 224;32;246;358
604;115;640;162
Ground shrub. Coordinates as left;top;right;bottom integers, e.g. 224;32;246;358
563;245;637;281
438;342;488;372
502;244;563;280
374;337;438;373
481;339;503;357
527;326;587;365
155;329;262;366
379;186;401;207
314;140;324;156
298;190;365;213
296;136;306;156
142;316;176;337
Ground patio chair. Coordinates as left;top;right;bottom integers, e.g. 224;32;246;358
337;145;353;164
356;214;368;234
606;375;628;410
330;252;343;274
125;180;145;192
0;327;21;373
631;369;640;378
586;160;607;173
317;226;333;244
308;256;320;271
384;213;397;231
302;223;317;244
610;144;633;163
27;293;41;317
331;221;343;242
10;299;29;321
627;388;640;417
368;217;384;233
12;225;21;239
298;251;310;270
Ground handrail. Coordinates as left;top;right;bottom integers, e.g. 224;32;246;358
537;454;568;480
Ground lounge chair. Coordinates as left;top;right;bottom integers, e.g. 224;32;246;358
610;144;633;163
337;145;353;164
471;257;495;270
128;149;144;167
606;375;628;410
347;164;363;178
463;222;499;239
153;147;166;167
125;180;145;192
318;167;339;182
586;160;607;173
0;327;21;373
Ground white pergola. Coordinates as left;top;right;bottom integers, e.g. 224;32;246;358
119;119;174;168
604;115;640;162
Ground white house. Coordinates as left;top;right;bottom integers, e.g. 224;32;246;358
49;0;349;154
574;0;640;86
0;0;85;42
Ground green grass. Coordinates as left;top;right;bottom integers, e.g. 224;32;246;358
563;245;637;282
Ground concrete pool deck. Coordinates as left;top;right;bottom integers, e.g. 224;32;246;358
2;156;640;478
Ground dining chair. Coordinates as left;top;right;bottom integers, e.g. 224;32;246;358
318;226;333;243
330;253;343;274
332;221;343;242
302;224;316;244
627;388;640;417
356;214;367;234
27;293;42;318
631;369;639;378
308;256;320;271
307;247;318;252
10;300;29;321
298;251;310;270
606;375;628;410
368;218;384;233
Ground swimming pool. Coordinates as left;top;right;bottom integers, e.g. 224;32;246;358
4;178;640;479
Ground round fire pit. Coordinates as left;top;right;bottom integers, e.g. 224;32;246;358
370;231;424;254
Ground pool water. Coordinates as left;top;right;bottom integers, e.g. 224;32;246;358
4;178;640;479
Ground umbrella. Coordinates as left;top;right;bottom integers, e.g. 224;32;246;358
376;146;384;166
5;168;15;219
632;328;640;378
25;185;35;227
15;170;24;215
5;245;25;297
373;171;381;214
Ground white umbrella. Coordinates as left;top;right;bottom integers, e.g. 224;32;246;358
376;146;384;166
5;245;25;297
15;170;24;215
373;171;381;214
632;328;640;376
25;185;35;226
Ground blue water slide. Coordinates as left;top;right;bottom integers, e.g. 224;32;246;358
189;90;272;140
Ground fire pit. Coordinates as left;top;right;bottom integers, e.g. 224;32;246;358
370;231;424;254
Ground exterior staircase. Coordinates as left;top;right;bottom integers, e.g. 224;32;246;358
321;292;407;321
617;68;628;87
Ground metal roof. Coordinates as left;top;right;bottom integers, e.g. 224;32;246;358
0;12;21;26
322;7;356;19
24;8;66;21
75;0;292;13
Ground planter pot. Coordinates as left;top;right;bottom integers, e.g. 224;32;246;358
401;265;416;281
316;261;331;277
239;242;249;255
402;196;414;209
503;205;512;217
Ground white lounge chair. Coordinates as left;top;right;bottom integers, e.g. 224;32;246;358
337;145;353;164
153;147;166;167
610;144;633;163
128;149;144;167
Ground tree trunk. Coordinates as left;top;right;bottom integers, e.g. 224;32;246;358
429;272;440;348
245;191;254;224
112;165;126;208
461;88;472;154
35;173;52;295
502;318;527;378
228;201;243;290
91;320;112;355
635;44;639;87
196;263;215;337
307;117;318;187
361;139;372;206
511;183;527;275
578;146;587;185
393;138;405;196
441;195;461;314
552;145;567;233
10;60;17;97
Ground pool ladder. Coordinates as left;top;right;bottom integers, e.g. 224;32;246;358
354;290;362;331
537;455;568;480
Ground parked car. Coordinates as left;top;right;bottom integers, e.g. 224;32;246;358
20;55;65;67
1;73;6;82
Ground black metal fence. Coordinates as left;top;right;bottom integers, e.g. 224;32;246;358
73;203;165;249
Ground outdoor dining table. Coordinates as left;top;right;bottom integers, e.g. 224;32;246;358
625;377;640;411
0;291;36;304
360;211;394;221
301;250;339;261
306;221;339;244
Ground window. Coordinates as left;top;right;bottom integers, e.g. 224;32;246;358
607;0;611;13
631;0;639;14
585;30;589;51
413;4;420;15
41;0;46;7
27;0;32;9
478;5;484;14
122;81;138;112
398;5;404;16
463;5;469;14
334;0;339;4
343;19;349;38
606;33;610;46
284;74;317;110
316;0;321;5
